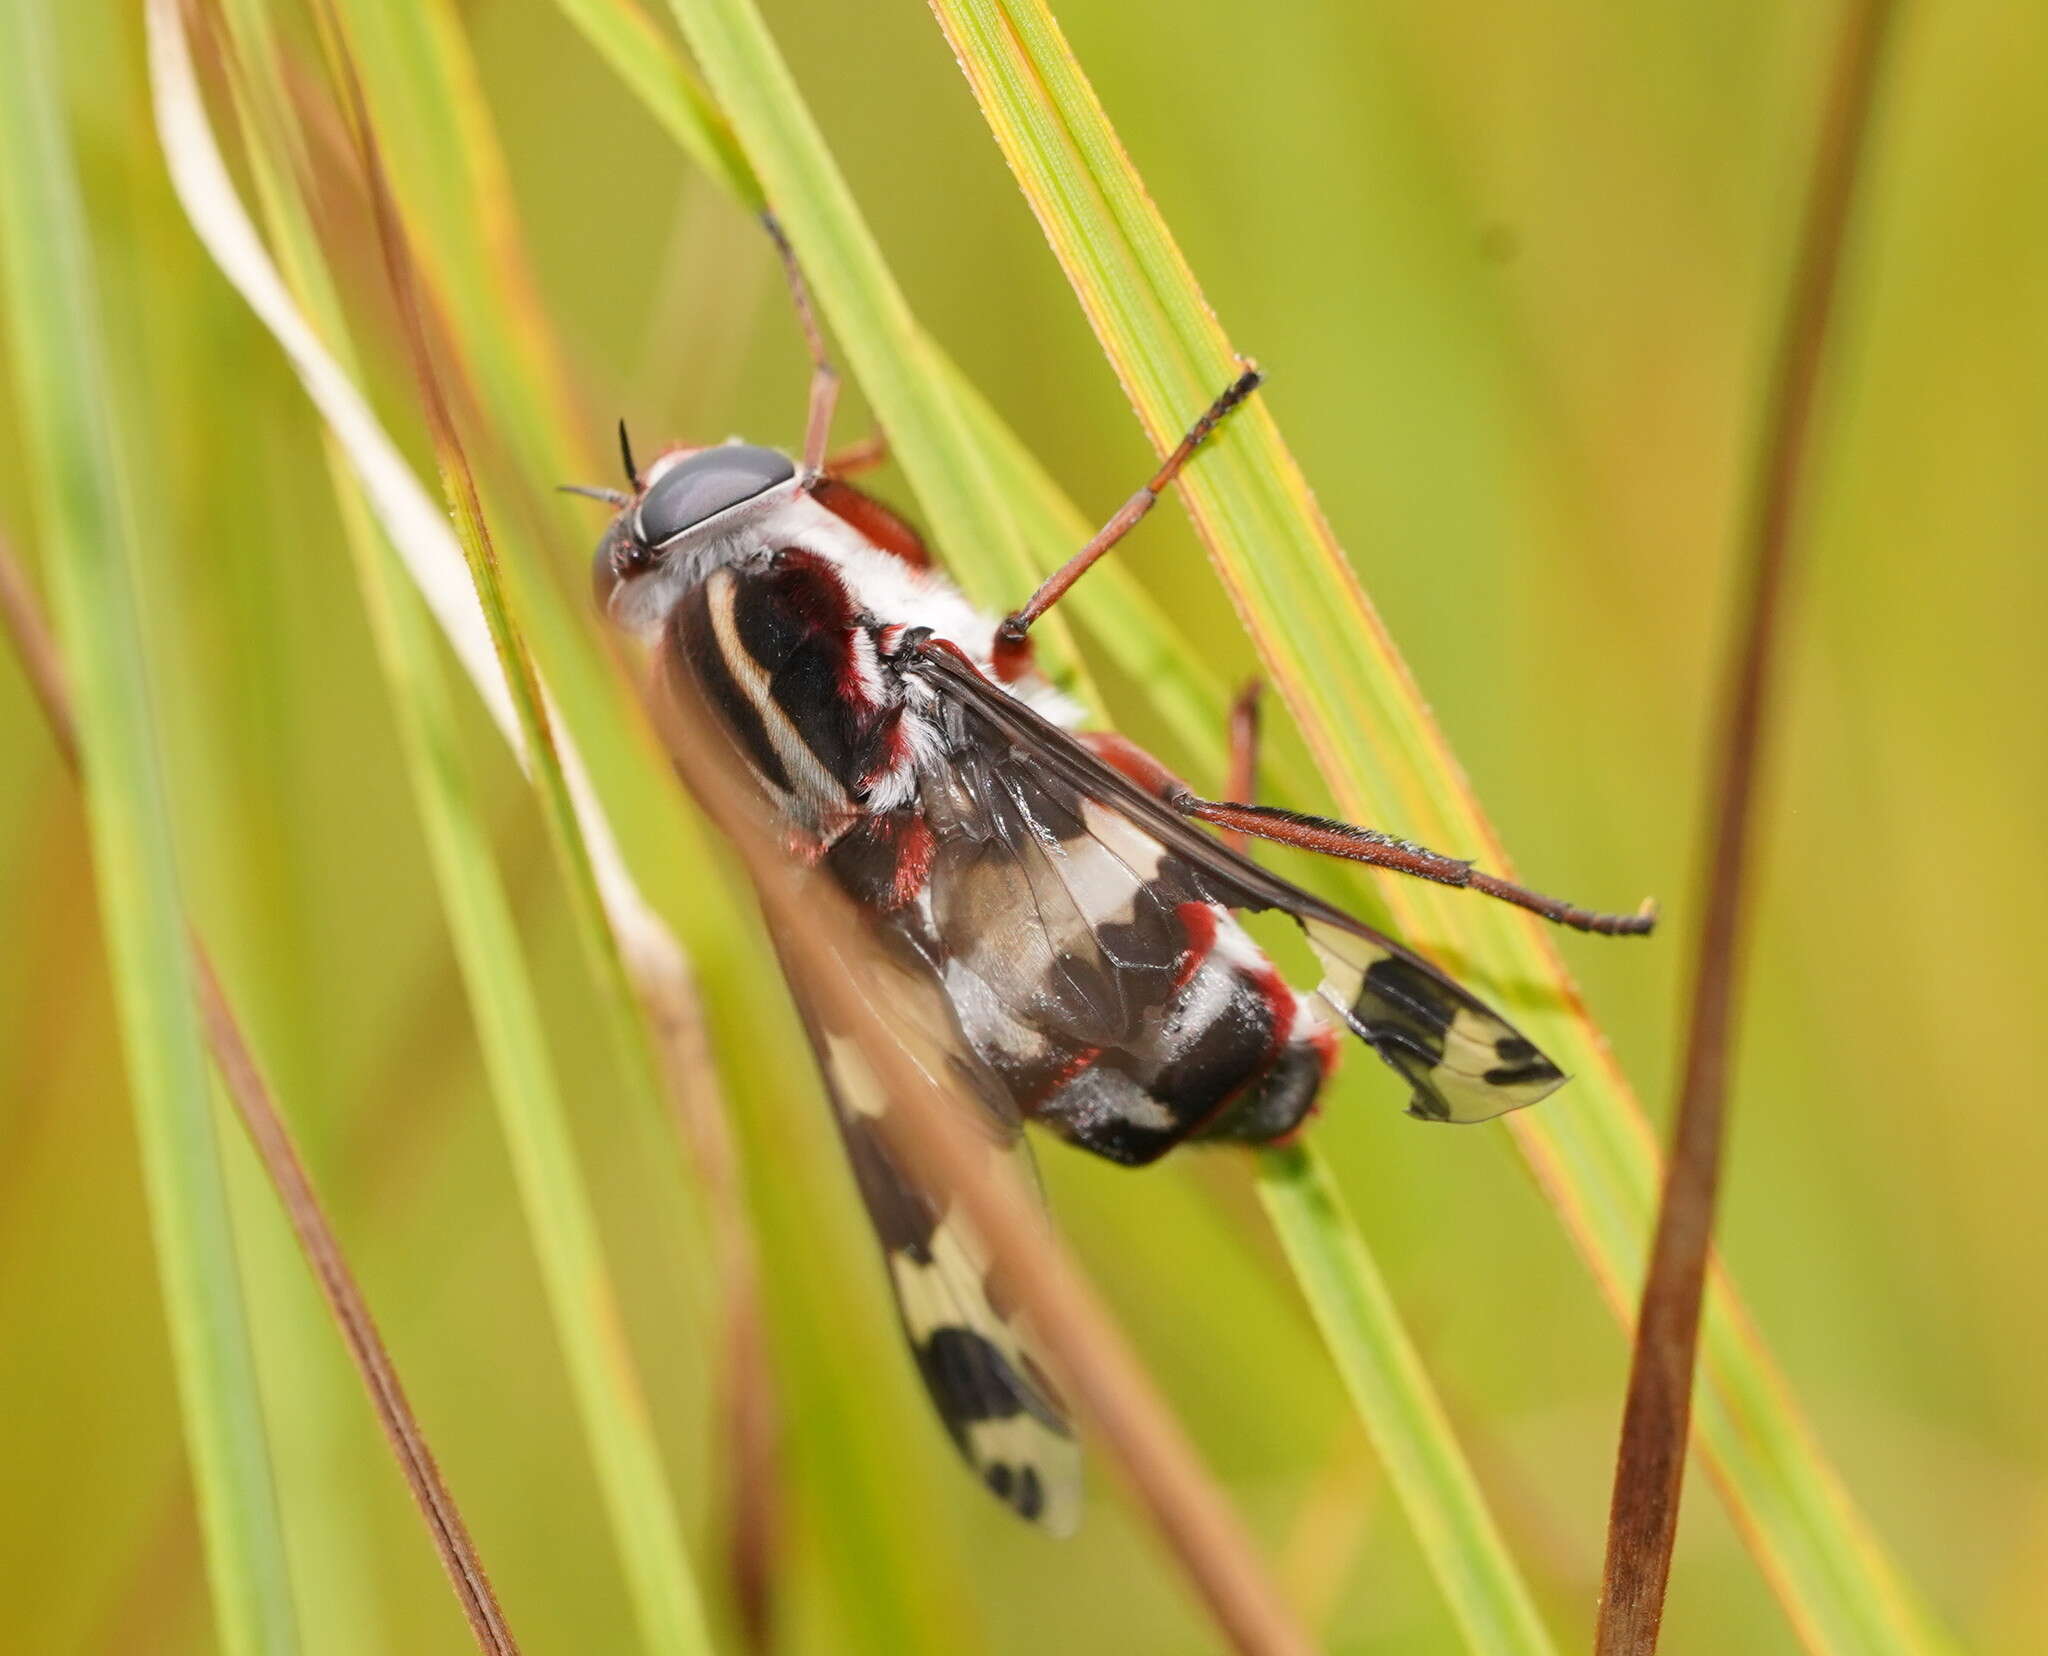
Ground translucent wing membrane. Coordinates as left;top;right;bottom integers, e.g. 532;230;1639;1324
922;716;1193;1052
901;642;1564;1127
773;926;1083;1534
1301;920;1563;1121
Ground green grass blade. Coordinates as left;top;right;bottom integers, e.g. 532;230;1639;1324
148;7;714;1650
553;0;762;205
924;4;1955;1651
319;0;677;1177
0;6;301;1653
1258;1145;1555;1656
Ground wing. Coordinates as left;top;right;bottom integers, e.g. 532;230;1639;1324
900;640;1565;1125
769;919;1083;1534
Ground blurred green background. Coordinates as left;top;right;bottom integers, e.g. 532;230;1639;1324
2;0;2042;1651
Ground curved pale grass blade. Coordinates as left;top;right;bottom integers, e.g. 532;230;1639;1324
148;6;715;1651
0;6;300;1652
923;3;1954;1652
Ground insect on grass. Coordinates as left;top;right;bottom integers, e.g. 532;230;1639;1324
573;215;1655;1531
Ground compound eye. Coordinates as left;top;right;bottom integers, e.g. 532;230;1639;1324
590;517;648;610
635;445;796;547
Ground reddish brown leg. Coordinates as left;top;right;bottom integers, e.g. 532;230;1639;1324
999;362;1263;643
762;212;838;475
1219;679;1264;856
1179;796;1657;937
823;430;889;478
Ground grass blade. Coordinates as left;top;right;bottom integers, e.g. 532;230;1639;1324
0;535;519;1655
552;0;761;205
1597;5;1902;1650
268;2;793;1636
0;6;300;1652
922;3;1953;1651
1257;1146;1555;1656
148;6;715;1650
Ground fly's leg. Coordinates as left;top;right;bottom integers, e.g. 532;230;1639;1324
1178;790;1657;937
997;363;1263;649
824;430;889;478
762;212;839;475
1218;678;1263;856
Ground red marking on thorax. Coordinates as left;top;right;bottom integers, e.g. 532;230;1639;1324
770;547;858;631
812;477;931;568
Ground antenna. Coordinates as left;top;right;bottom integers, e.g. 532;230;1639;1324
617;418;642;493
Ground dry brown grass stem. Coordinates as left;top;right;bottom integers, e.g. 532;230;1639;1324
1596;4;1900;1649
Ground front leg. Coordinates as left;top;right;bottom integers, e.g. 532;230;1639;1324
991;364;1262;674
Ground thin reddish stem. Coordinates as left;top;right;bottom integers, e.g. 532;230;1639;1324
1595;5;1899;1650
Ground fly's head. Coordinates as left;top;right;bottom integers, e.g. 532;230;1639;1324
574;422;804;637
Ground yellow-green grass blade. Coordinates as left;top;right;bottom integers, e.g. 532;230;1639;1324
1258;1145;1555;1656
924;3;1954;1652
0;4;301;1653
552;0;762;206
148;6;714;1650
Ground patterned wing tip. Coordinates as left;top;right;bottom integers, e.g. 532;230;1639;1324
824;1028;1083;1534
1305;921;1565;1124
892;1214;1083;1536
